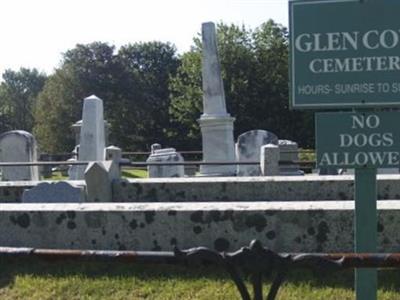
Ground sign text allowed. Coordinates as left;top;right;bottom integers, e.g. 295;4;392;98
316;112;400;168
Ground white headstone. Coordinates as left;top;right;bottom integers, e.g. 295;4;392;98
147;148;184;178
0;130;39;181
71;95;106;179
198;22;236;176
85;161;118;202
22;181;85;203
236;130;278;176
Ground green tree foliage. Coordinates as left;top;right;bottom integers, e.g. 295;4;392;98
0;68;46;132
169;20;314;149
34;41;179;153
116;42;180;149
34;42;120;153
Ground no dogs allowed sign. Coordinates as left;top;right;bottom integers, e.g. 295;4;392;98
316;111;400;168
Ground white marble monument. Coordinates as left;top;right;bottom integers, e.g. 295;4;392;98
198;22;236;176
70;95;106;179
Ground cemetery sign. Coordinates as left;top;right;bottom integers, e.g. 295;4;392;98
290;0;400;109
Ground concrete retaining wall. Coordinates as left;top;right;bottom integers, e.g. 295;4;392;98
113;175;400;202
1;201;399;252
1;176;400;202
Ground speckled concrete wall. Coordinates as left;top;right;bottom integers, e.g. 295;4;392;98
1;201;399;252
112;175;400;202
2;175;400;202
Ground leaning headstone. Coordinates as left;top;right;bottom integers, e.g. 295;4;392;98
147;148;184;178
0;130;39;181
236;130;278;176
260;144;280;176
198;22;236;176
70;95;106;180
22;181;85;203
278;140;304;176
85;161;119;202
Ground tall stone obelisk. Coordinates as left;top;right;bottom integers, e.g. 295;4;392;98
198;22;236;176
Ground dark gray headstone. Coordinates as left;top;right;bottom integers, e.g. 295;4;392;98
22;181;84;203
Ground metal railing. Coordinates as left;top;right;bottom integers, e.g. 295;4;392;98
0;160;315;168
1;240;398;300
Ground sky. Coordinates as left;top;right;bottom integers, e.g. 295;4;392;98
0;0;288;77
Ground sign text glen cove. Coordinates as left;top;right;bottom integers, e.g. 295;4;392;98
317;113;400;168
296;30;400;74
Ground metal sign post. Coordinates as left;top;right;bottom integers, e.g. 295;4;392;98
355;167;377;300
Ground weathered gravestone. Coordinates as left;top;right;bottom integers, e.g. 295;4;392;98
0;130;39;181
22;181;85;203
236;130;278;176
260;144;280;176
105;145;122;178
85;161;119;202
69;95;106;180
198;22;236;176
147;147;184;178
278;140;304;176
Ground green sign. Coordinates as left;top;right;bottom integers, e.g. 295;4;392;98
316;111;400;168
290;0;400;109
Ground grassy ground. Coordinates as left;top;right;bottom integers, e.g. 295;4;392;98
121;168;148;178
0;258;399;300
44;168;148;181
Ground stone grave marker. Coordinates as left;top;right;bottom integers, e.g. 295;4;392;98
278;139;304;176
236;130;278;176
147;147;184;178
198;22;236;176
22;181;85;203
69;95;106;180
0;130;39;181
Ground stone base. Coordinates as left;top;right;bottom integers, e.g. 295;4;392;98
198;114;236;176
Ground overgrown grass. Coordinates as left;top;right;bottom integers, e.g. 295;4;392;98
0;258;399;299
